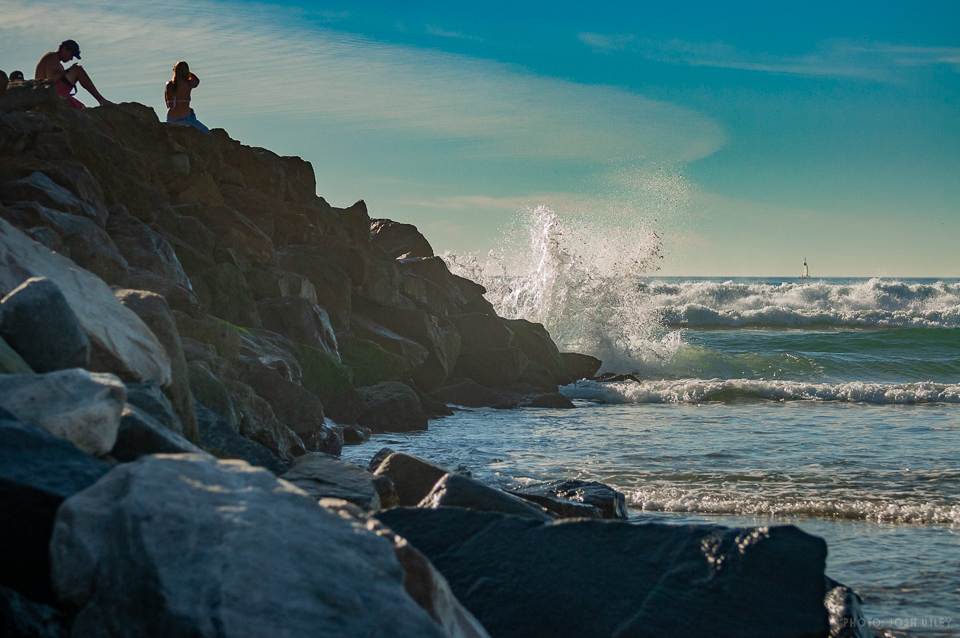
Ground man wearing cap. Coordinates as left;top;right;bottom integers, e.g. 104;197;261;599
35;40;111;108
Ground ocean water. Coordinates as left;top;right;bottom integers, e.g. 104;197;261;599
346;212;959;637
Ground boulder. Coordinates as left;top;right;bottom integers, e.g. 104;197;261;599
368;446;397;472
51;454;451;638
175;312;242;362
0;418;110;603
239;359;328;452
255;296;339;359
105;206;191;289
115;289;198;443
452;313;515;352
449;274;487;306
500;318;570;385
429;378;506;408
825;578;872;638
190;263;262;329
294;343;365;425
377;508;831;638
124;382;184;435
0;171;105;226
397;257;455;291
337;334;405;387
419;474;553;522
281;453;385;511
125;267;203;317
223;378;307;463
237;329;301;382
195;402;289;475
0;583;68;638
0;277;90;373
275;245;353;328
519;479;628;520
0;335;32;374
351;315;430;371
360;257;402;307
188;361;238;431
525;393;575;409
518;362;560;392
374;452;449;507
0;219;171;385
399;272;463;317
1;201;129;285
245;265;317;304
0;369;126;456
370;218;434;259
341;424;371;445
358;382;428;433
506;491;602;520
560;352;602;381
454;348;529;387
110;404;207;462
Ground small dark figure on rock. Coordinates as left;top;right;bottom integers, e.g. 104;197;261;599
34;39;112;108
165;61;210;134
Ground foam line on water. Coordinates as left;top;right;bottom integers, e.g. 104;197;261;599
561;379;960;404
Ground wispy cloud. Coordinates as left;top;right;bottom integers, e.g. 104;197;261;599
425;24;482;42
578;33;960;80
0;0;724;163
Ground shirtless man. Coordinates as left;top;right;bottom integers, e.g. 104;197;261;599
35;40;111;108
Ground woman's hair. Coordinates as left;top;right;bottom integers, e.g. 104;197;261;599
170;61;190;89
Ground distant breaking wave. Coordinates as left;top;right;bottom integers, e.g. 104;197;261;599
562;378;960;405
649;279;960;329
627;487;960;526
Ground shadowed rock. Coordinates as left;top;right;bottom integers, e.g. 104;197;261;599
281;452;386;511
519;479;628;520
0;277;90;373
418;474;553;522
0;418;110;603
374;452;449;506
358;382;428;433
0;583;68;638
377;508;831;638
111;404;207;462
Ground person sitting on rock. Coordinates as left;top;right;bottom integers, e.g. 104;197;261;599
9;70;24;82
165;61;210;134
34;40;111;109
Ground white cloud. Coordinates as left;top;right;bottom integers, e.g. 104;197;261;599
425;24;482;42
578;34;960;80
0;0;724;163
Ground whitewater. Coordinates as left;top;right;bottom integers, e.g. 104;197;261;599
346;208;960;637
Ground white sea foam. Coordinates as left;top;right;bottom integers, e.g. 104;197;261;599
651;279;960;329
628;487;960;525
562;378;960;404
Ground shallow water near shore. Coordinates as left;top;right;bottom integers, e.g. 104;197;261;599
343;276;960;638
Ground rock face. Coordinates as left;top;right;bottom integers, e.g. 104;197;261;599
195;402;289;475
0;369;126;456
377;508;831;638
51;454;452;638
0;418;110;604
0;219;171;386
111;404;207;462
0;584;68;638
0;277;91;373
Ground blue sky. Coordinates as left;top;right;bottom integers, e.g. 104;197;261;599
2;0;958;275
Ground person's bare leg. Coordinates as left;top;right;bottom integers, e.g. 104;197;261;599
65;65;111;106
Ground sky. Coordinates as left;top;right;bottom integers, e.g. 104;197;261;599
1;0;958;276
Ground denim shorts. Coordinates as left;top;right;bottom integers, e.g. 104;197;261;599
167;109;210;134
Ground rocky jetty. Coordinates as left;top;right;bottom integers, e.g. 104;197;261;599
0;80;869;637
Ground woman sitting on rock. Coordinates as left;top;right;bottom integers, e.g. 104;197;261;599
165;61;210;134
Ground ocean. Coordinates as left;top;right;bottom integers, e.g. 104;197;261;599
343;275;960;637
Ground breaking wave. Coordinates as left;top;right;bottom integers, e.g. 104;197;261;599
649;279;960;329
443;204;674;373
562;378;960;405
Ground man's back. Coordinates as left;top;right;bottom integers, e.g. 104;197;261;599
35;51;62;81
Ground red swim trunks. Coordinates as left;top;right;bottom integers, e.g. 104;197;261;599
55;78;86;109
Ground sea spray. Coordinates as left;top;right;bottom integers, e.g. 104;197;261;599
444;205;677;373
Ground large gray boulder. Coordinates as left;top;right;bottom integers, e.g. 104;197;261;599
0;277;91;373
0;418;110;603
419;474;552;522
0;369;126;456
195;402;288;475
0;219;171;385
358;382;428;433
377;508;831;638
51;454;453;638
